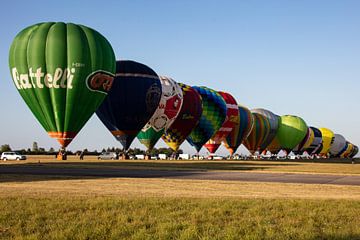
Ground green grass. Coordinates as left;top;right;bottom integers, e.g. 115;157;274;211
1;196;360;239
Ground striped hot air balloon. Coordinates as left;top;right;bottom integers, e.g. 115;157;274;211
243;112;271;154
223;105;254;156
251;108;280;152
304;127;323;155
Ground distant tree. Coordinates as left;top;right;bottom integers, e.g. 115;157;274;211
38;147;45;152
0;144;12;152
32;142;39;152
49;147;55;153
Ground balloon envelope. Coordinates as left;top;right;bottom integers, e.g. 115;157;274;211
137;76;183;150
204;91;239;154
349;145;359;158
293;127;315;154
341;142;354;158
304;127;323;155
319;128;335;155
162;84;202;151
270;115;308;153
329;134;347;157
96;60;162;150
9;22;116;147
243;112;271;154
223;105;254;155
251;108;280;151
186;86;227;152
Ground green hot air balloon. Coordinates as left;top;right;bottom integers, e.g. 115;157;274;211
272;115;308;153
9;22;115;147
186;86;227;152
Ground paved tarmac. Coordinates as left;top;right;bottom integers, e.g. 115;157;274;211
1;164;360;186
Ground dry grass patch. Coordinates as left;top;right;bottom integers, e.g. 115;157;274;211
1;175;360;200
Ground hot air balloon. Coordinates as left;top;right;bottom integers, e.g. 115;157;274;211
349;145;359;158
293;127;315;154
341;142;354;158
223;105;254;156
329;134;347;157
304;127;323;155
96;60;162;150
251;108;280;152
162;84;202;151
268;115;308;154
243;112;271;154
204;91;239;154
9;22;116;148
186;86;227;152
137;76;183;150
318;128;335;156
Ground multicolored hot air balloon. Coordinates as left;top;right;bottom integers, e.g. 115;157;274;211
319;128;335;156
9;22;116;148
186;86;227;152
243;112;271;154
204;91;239;154
329;134;347;157
162;84;203;151
268;115;308;154
223;105;254;155
293;127;315;154
137;76;183;150
251;108;280;152
96;60;162;150
304;127;323;155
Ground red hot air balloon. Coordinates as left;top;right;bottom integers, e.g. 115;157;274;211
204;91;239;154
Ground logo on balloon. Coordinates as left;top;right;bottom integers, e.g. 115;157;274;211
86;70;114;94
146;83;162;113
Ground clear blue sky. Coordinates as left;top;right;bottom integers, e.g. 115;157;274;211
1;0;359;156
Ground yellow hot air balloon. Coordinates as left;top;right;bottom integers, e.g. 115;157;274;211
319;128;335;156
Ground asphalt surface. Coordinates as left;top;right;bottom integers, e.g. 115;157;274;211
1;164;360;186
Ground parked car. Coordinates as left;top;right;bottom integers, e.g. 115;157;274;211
98;152;118;160
1;152;26;161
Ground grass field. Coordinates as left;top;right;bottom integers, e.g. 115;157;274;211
1;156;360;239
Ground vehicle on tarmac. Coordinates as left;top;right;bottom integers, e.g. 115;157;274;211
98;152;118;160
1;152;26;161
